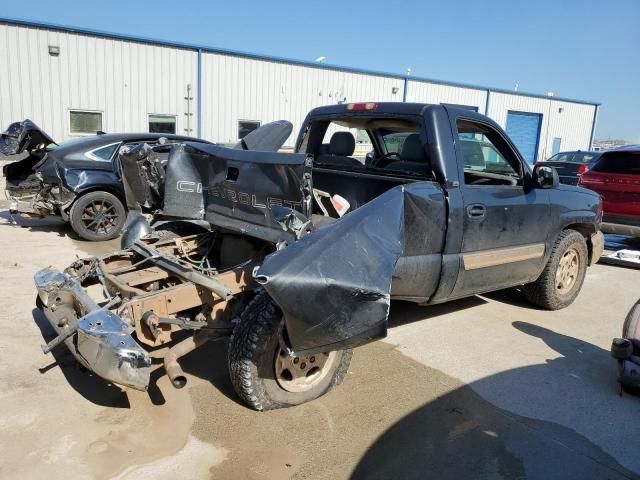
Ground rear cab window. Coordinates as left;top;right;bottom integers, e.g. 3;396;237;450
300;114;432;179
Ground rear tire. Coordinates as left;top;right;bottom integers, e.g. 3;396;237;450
523;229;587;310
228;291;352;411
70;191;126;241
622;301;640;352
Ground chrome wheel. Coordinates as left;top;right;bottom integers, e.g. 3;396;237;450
274;349;337;393
556;247;580;294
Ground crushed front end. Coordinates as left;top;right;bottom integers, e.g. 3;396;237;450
2;119;66;218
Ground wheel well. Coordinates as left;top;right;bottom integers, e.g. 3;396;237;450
563;223;596;257
67;187;126;213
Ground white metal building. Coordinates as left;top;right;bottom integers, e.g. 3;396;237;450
0;18;599;163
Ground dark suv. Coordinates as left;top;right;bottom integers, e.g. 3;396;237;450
578;145;640;237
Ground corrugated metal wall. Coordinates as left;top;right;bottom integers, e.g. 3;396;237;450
0;23;198;142
0;21;597;155
200;53;404;146
407;80;487;111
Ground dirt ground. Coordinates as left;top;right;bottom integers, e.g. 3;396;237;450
1;194;640;479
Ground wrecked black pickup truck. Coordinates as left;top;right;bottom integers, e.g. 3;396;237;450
34;103;604;411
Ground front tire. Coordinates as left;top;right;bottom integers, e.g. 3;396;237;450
228;291;352;411
69;191;126;241
523;229;588;310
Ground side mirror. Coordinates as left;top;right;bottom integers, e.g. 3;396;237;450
533;165;559;189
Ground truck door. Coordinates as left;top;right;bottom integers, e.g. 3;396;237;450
449;117;551;298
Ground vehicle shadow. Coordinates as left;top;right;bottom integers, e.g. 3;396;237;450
352;322;640;479
31;308;130;408
482;287;539;309
145;336;239;407
0;209;71;237
388;296;488;328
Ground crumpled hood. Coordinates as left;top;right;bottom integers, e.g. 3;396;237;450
0;119;55;156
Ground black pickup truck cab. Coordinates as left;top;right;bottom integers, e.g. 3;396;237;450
34;103;604;411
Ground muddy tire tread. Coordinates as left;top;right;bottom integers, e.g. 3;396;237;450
523;229;587;310
228;291;351;411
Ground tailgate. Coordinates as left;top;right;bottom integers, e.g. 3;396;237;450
163;143;312;243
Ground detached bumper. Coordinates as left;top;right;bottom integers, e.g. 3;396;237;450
34;268;151;390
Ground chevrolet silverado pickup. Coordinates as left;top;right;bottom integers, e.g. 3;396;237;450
33;103;604;410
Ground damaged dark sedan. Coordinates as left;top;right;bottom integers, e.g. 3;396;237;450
2;119;209;240
33;103;604;411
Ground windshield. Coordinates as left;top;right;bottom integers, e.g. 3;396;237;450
572;152;599;164
380;130;419;154
546;152;573;162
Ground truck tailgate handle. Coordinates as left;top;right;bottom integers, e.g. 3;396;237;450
466;203;486;220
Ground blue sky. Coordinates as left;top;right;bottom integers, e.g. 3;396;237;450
3;0;639;142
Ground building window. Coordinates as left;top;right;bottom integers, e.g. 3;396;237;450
149;114;177;134
238;120;261;139
69;110;103;135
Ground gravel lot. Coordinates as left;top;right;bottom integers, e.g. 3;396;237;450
1;179;640;479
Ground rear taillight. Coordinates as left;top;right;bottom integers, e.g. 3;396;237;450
577;164;589;175
346;102;378;111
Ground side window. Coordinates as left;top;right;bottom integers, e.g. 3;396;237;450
457;119;523;186
85;142;120;161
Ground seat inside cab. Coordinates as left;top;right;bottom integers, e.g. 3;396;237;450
300;115;434;227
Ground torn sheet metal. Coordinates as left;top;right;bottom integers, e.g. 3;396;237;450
162;143;312;243
255;186;409;355
0;119;55;156
119;143;165;210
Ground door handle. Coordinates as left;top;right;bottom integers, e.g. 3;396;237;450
466;203;486;220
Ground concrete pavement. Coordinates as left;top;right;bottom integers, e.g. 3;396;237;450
0;208;638;479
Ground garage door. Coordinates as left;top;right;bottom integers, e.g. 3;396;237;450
506;111;542;164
